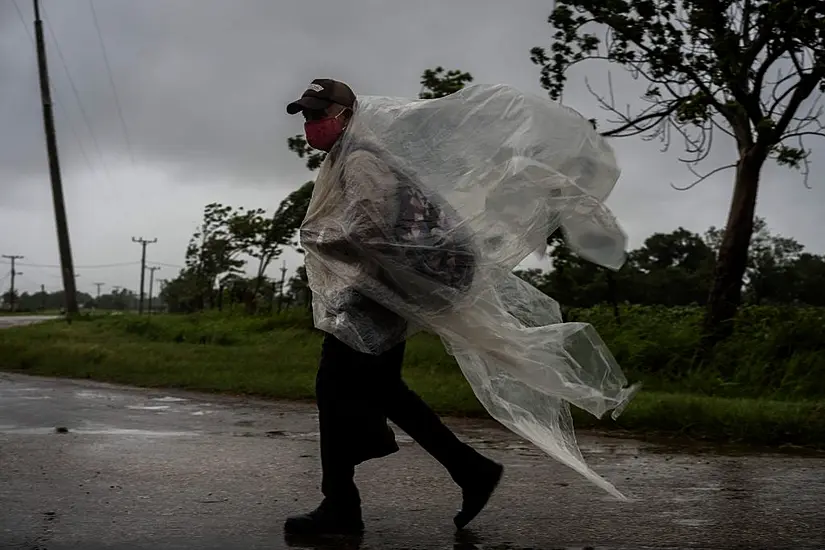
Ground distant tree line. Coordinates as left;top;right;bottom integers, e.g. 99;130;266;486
5;214;821;315
515;217;825;310
1;287;141;313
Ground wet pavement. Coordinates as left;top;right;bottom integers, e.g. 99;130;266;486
0;315;58;329
1;374;824;549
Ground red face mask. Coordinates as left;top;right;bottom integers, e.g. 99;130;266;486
304;111;347;152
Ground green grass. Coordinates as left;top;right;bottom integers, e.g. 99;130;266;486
568;304;825;400
0;308;823;449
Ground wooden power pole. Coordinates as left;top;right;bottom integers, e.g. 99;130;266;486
147;266;161;315
33;0;78;317
132;237;156;314
2;255;24;311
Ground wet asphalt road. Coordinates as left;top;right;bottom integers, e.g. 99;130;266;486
0;314;824;549
0;315;58;329
1;375;824;549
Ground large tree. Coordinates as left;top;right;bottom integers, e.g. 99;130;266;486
270;181;315;253
184;203;248;309
705;216;805;304
531;0;825;347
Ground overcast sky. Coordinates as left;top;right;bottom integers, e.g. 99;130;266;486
1;0;823;297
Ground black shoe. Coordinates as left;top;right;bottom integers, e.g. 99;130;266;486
453;460;504;530
284;500;364;536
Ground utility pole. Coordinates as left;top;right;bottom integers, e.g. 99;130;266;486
131;237;157;315
2;255;24;311
277;261;287;313
40;284;46;311
94;282;104;299
33;0;78;318
147;266;160;315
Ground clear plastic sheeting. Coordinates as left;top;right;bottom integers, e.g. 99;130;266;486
300;83;640;499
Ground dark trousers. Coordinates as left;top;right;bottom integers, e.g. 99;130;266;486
315;333;482;506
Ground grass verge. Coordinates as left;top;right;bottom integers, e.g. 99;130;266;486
0;312;822;449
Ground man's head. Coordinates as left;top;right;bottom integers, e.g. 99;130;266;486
287;79;356;152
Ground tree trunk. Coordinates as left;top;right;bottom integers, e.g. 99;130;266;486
250;273;265;315
701;149;766;353
605;269;621;325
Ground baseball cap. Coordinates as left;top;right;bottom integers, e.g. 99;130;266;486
286;79;356;115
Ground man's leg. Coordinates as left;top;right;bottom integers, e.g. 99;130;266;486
317;334;400;504
365;344;504;529
284;334;400;535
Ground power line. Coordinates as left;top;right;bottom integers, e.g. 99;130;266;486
88;0;134;164
0;260;140;269
12;0;101;186
41;2;112;185
11;0;30;40
151;261;185;270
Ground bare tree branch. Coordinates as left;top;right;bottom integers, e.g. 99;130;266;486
599;100;683;137
671;163;738;191
616;29;731;118
789;49;805;75
796;134;813;190
780;130;825;141
753;47;790;96
772;67;825;140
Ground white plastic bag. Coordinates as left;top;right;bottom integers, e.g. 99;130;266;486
300;83;640;499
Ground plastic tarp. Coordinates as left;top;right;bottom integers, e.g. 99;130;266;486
299;83;640;499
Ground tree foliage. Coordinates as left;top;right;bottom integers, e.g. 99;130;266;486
288;135;326;172
271;181;315;254
531;0;825;344
159;184;314;313
516;220;825;309
418;66;474;99
531;0;825;174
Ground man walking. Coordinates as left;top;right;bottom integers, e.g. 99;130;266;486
284;79;503;536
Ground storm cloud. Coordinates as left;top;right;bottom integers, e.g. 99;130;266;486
1;0;823;297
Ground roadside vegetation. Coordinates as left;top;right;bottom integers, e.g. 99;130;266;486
1;305;822;449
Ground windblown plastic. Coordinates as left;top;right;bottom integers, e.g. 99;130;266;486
300;83;640;499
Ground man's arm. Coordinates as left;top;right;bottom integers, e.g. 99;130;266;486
308;150;399;263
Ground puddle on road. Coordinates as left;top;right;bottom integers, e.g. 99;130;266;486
75;390;119;400
0;426;198;437
151;396;189;403
127;405;171;411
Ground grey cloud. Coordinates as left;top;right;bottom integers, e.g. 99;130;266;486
0;0;823;296
1;0;559;189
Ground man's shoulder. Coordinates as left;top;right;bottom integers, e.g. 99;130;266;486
341;146;393;179
343;147;383;167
